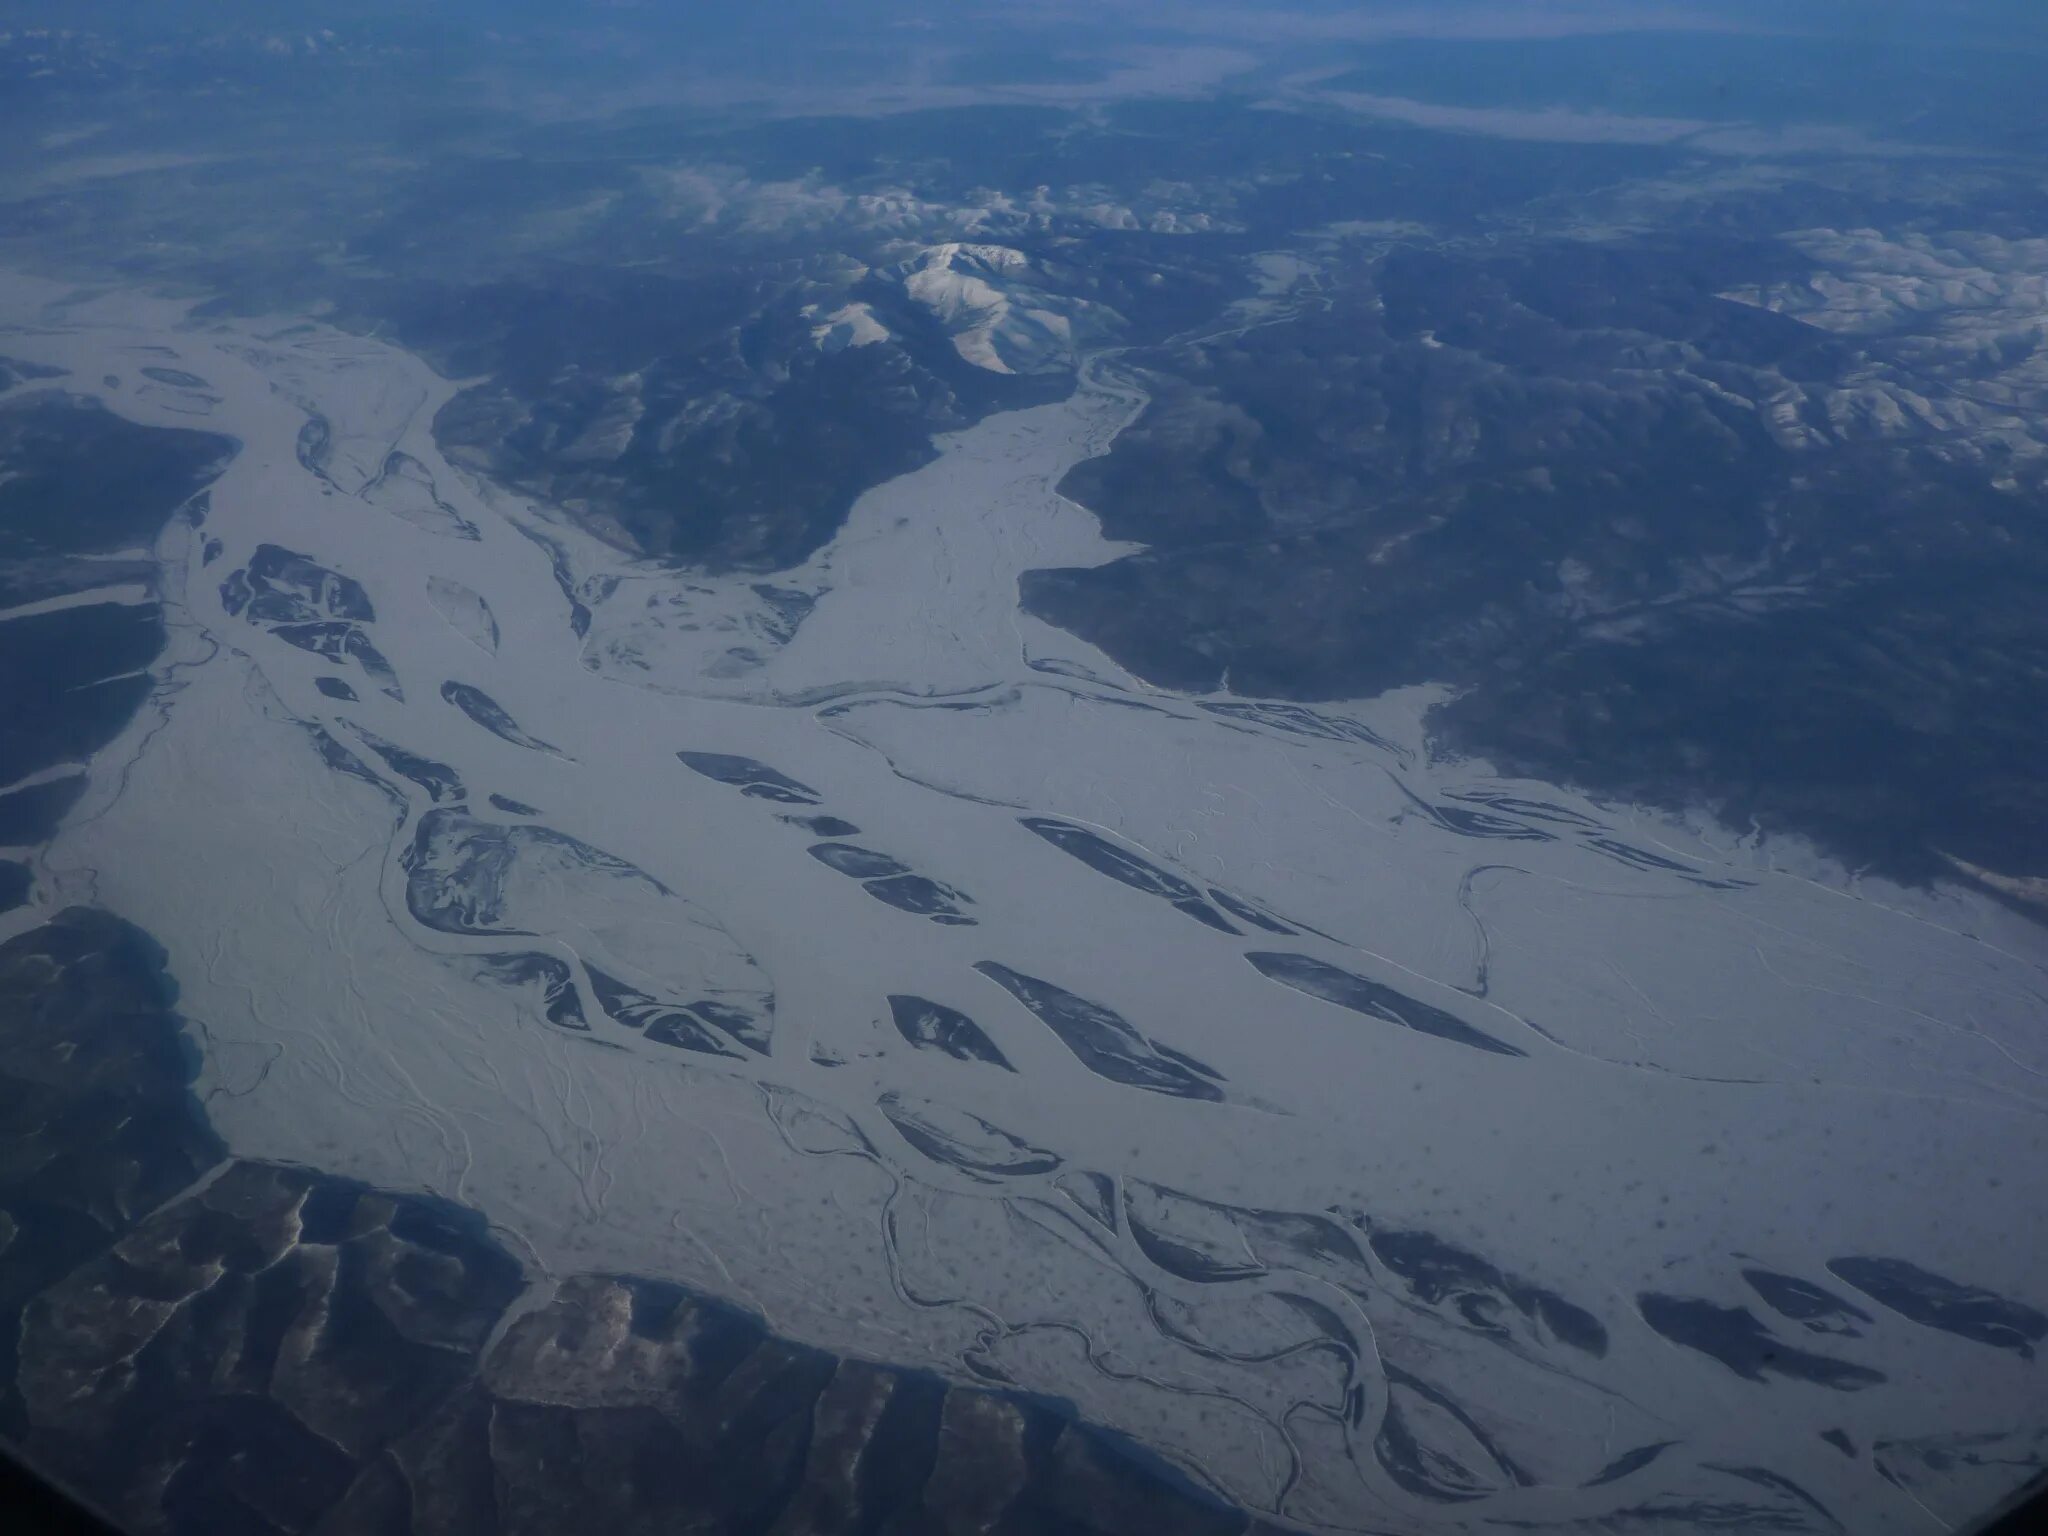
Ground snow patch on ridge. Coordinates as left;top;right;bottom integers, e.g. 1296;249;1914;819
890;242;1116;375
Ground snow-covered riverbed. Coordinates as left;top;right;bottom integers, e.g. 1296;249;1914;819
5;270;2045;1533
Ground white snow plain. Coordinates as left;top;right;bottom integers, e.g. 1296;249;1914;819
4;269;2047;1535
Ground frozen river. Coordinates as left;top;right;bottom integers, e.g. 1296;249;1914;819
4;272;2046;1533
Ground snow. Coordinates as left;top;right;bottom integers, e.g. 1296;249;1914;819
3;266;2045;1533
890;242;1114;375
808;301;892;353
